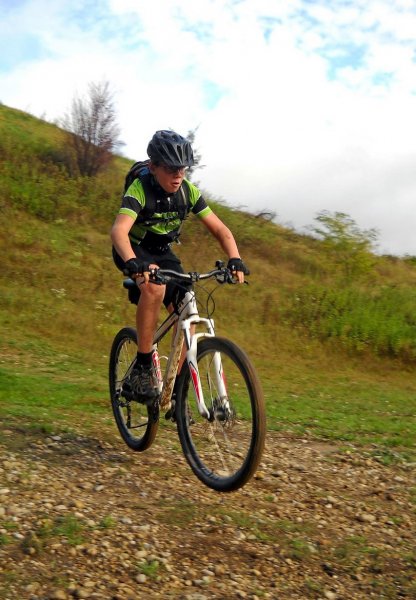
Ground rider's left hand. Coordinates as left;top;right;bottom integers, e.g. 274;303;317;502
227;257;250;283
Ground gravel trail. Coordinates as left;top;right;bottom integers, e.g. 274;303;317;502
0;426;415;599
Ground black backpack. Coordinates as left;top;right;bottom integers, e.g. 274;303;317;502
124;160;151;193
123;160;189;225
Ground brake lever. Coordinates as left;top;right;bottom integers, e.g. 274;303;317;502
215;268;234;285
149;267;166;285
223;269;249;285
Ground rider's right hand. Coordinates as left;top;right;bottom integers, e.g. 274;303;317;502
123;258;150;278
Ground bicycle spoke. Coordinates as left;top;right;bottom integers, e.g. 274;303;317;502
177;337;265;492
202;422;237;474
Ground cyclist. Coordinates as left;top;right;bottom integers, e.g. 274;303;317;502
111;129;249;405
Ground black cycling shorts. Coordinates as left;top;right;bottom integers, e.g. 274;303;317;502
112;243;191;309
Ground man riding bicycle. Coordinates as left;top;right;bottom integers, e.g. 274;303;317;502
111;130;249;404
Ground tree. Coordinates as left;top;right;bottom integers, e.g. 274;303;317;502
185;127;204;181
310;210;379;279
62;81;123;177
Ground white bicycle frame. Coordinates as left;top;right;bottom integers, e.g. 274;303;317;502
154;289;227;418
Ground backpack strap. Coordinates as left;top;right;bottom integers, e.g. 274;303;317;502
135;173;158;224
173;184;188;241
124;161;190;234
135;174;190;228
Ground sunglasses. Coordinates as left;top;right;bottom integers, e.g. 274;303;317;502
160;164;187;175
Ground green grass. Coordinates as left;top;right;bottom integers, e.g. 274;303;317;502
1;357;415;460
0;103;416;463
263;374;416;452
33;515;86;548
285;283;416;361
159;499;197;526
137;560;161;579
0;533;11;547
1;348;415;461
0;366;108;439
98;516;117;529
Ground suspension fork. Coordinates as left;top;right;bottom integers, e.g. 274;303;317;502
183;317;228;419
212;350;228;400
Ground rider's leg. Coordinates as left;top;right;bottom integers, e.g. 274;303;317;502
135;278;166;353
122;278;166;404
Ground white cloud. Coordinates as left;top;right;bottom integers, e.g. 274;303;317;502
1;0;416;255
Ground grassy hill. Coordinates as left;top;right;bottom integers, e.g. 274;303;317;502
0;103;415;460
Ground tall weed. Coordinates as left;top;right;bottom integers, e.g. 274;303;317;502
286;285;416;361
2;103;416;367
0;139;121;223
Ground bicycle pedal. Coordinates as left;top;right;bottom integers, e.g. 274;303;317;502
120;388;133;401
164;407;176;422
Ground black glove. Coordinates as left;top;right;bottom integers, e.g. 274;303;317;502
227;257;250;275
123;258;150;277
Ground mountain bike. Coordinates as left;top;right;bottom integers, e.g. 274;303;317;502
109;261;266;492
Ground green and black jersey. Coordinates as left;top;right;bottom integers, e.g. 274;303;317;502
119;176;212;245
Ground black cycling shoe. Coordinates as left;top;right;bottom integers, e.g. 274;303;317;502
165;396;177;421
165;381;179;422
165;396;195;425
122;363;159;406
164;379;194;423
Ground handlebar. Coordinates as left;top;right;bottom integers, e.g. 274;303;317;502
149;260;235;285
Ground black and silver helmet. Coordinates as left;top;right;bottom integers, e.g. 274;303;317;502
147;130;194;168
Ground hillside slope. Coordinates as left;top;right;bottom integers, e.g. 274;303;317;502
1;103;416;448
0;104;415;599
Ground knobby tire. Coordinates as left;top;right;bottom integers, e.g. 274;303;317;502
109;327;159;451
175;336;266;492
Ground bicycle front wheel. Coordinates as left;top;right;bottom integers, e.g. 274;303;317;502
176;336;266;492
109;327;159;451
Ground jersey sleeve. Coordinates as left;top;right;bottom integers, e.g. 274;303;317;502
184;179;212;219
119;179;146;220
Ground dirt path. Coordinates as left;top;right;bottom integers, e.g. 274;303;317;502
0;425;415;599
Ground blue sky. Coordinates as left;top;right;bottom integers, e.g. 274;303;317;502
1;0;416;255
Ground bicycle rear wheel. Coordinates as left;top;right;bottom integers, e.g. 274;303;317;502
109;327;159;451
176;336;266;492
